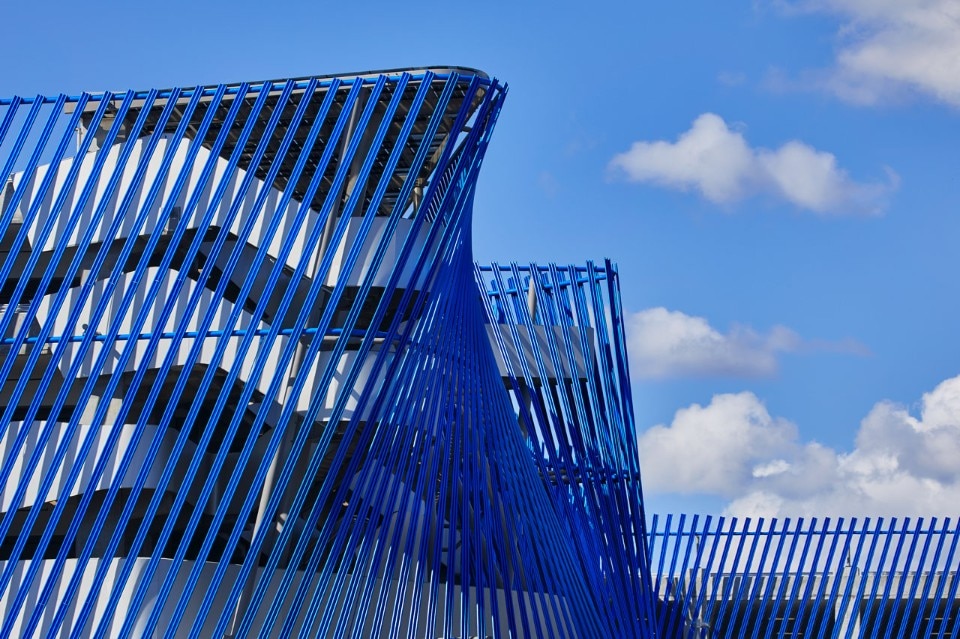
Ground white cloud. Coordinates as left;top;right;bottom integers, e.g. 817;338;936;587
639;374;960;517
626;307;865;379
609;113;895;214
777;0;960;107
638;392;807;495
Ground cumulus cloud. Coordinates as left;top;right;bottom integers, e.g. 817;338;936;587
639;374;960;517
626;307;866;379
639;392;811;495
608;113;895;214
777;0;960;107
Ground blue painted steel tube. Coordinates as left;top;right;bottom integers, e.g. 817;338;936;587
0;96;24;160
0;96;46;233
729;518;768;636
520;261;631;629
814;519;859;639
353;294;456;638
0;71;492;107
251;78;493;637
0;88;179;624
648;518;960;639
21;68;960;639
110;78;305;635
0;91;155;588
599;259;656;631
772;518;818;639
153;79;336;634
84;80;271;638
785;518;828;638
64;81;251;637
0;92;169;510
0;95;74;392
945;558;960;639
189;73;424;635
733;517;777;639
0;134;134;494
921;519;960;639
218;72;436;634
885;518;928;639
285;89;515;639
830;519;871;639
515;262;605;634
696;517;738;624
154;76;401;637
0;97;113;463
899;518;939;639
118;75;374;636
553;261;643;628
0;93;127;409
20;85;212;638
272;76;470;639
603;264;651;605
842;518;887;639
751;519;793;639
0;69;639;639
338;99;592;639
90;75;344;636
664;513;687;618
800;518;845;638
324;244;472;639
0;93;90;342
475;265;560;639
0;91;141;450
692;517;730;637
663;514;697;639
472;251;604;635
865;517;911;639
712;517;754;636
487;262;606;637
40;83;230;636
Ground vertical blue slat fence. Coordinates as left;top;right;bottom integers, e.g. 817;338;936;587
648;516;960;638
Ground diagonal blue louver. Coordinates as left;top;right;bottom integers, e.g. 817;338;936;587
0;69;657;638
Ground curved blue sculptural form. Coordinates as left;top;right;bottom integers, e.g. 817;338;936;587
0;69;655;638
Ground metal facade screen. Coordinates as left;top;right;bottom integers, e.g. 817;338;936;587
0;70;653;638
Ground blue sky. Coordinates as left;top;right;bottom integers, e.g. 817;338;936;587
3;0;959;517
